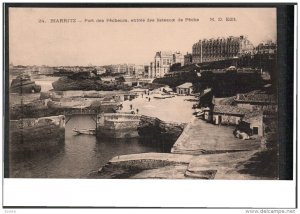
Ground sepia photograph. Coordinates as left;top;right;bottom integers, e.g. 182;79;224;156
5;6;284;182
2;2;298;211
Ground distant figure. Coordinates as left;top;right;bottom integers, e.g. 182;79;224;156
130;104;133;110
148;97;151;102
136;108;139;114
142;94;143;98
144;90;147;94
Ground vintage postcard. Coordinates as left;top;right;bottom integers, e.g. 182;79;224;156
5;5;290;182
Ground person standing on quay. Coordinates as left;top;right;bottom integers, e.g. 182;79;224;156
130;104;133;110
136;108;139;114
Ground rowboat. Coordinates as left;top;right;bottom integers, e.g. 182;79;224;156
72;128;96;135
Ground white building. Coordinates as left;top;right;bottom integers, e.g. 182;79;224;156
134;65;145;77
149;51;184;78
173;52;184;65
176;82;193;95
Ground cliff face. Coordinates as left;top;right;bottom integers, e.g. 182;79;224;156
137;115;186;143
153;70;264;97
153;72;199;89
52;76;131;91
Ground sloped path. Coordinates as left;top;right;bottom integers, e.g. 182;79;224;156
171;117;261;154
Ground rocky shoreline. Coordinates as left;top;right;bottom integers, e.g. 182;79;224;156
138;115;186;143
52;73;131;91
9;92;120;120
9;78;276;179
95;117;275;179
93;150;272;179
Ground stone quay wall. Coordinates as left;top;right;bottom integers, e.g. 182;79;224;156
96;113;141;138
96;114;185;140
9;115;65;152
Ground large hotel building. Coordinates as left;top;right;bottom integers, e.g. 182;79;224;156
192;35;254;63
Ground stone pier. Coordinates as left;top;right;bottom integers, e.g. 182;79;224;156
96;114;186;139
96;113;141;138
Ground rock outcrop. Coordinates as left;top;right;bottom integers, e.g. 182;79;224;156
10;75;41;94
137;115;186;143
52;73;131;91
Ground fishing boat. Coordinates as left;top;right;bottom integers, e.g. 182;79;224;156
153;93;175;99
72;128;96;135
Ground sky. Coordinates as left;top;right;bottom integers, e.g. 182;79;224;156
9;8;276;66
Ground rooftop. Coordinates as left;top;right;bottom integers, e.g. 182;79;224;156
213;105;250;116
243;110;263;123
155;51;173;58
203;88;212;94
177;82;193;89
235;90;276;104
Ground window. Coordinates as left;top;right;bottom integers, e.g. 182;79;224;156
253;127;258;135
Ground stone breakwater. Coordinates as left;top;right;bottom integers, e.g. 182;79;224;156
9;115;65;152
95;153;194;179
96;151;262;179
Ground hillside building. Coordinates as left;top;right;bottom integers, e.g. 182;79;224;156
192;35;254;63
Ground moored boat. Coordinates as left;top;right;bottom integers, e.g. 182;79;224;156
153;94;175;99
72;128;96;135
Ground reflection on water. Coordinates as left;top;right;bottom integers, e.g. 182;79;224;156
10;115;172;178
